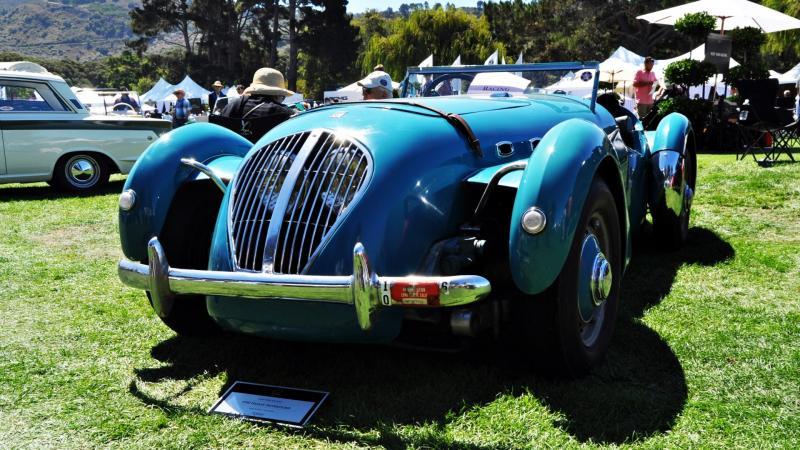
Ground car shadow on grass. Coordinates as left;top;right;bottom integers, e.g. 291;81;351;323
0;179;125;200
130;226;733;447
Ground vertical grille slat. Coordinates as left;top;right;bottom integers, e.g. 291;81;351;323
229;130;371;274
232;138;284;266
238;139;295;270
303;143;360;269
293;141;351;273
278;134;338;274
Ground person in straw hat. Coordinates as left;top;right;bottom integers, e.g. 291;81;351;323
171;89;190;128
214;67;295;143
208;80;226;111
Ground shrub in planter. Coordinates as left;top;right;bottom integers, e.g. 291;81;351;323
674;12;716;48
724;63;770;87
652;96;712;139
664;59;718;89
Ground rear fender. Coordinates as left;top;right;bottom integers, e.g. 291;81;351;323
119;124;252;262
509;118;620;295
648;113;693;219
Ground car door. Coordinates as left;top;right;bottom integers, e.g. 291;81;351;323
0;79;74;181
0;82;7;175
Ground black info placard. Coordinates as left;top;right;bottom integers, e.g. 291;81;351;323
209;381;329;428
705;33;733;75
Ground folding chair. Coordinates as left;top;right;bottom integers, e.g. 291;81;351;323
736;79;796;164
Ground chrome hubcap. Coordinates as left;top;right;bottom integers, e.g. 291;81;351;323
66;156;98;186
590;253;612;305
577;231;611;347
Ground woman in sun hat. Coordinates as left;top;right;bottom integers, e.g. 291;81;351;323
213;67;296;143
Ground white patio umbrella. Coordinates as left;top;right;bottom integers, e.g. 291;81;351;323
637;0;800;33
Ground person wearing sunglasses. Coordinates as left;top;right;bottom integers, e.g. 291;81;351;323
357;71;394;100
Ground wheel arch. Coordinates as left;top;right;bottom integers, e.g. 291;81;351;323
595;156;628;271
50;150;122;180
119;123;253;262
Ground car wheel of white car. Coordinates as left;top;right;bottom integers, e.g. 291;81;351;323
53;154;110;192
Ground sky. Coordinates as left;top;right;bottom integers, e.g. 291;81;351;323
346;1;482;13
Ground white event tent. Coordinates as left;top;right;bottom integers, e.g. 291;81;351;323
599;46;645;83
772;62;800;85
172;75;212;102
140;77;174;103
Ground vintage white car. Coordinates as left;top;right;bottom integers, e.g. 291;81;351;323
0;67;171;192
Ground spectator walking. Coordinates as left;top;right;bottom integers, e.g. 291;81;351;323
633;56;658;118
172;89;190;128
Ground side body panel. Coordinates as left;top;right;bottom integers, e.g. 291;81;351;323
0;127;5;174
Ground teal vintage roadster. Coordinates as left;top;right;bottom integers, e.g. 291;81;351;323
117;63;695;376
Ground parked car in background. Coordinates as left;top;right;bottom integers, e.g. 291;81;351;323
117;62;695;376
0;66;171;192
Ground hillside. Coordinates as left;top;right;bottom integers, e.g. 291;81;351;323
0;0;136;60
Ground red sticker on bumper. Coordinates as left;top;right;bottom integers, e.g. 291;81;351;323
390;282;440;306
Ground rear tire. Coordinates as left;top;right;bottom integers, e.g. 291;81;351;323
518;177;622;377
52;153;110;192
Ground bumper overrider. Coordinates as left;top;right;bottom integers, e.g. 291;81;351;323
118;238;492;331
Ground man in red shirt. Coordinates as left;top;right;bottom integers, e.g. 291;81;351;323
633;56;658;118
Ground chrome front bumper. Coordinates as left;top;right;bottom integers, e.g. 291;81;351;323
118;238;492;331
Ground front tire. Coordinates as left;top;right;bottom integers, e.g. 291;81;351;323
52;153;110;192
519;178;622;377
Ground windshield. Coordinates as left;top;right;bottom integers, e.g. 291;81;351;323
401;62;600;109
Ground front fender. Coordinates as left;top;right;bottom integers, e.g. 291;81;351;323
119;123;252;262
509;119;618;295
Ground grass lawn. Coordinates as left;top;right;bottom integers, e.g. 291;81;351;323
0;155;798;449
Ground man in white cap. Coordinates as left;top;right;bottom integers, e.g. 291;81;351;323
358;70;393;100
213;67;295;143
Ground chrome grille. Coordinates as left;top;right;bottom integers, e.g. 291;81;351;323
229;130;371;273
230;132;309;271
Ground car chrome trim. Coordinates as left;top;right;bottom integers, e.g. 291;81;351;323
180;158;227;192
495;141;514;158
520;207;547;235
228;129;372;275
473;160;527;217
119;237;492;331
590;252;612;305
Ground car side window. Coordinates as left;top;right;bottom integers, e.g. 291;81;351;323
0;81;68;113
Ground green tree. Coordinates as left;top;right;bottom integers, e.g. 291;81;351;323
298;0;360;98
129;0;197;56
361;8;502;81
762;0;800;71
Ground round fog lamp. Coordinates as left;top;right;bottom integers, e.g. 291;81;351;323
119;189;137;211
521;207;546;234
